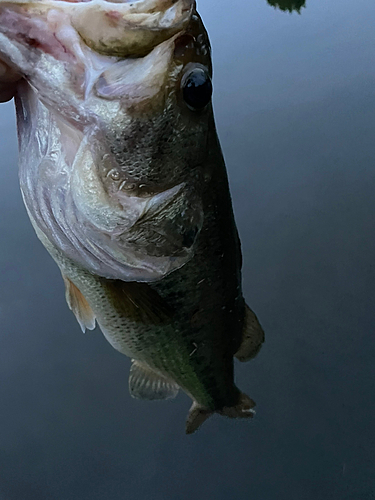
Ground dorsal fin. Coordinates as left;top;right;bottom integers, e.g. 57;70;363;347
234;304;264;362
129;360;179;400
63;276;96;333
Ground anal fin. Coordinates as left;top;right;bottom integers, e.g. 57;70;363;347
129;360;179;400
63;276;96;333
235;304;265;362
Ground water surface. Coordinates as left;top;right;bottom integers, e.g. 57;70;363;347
0;0;374;498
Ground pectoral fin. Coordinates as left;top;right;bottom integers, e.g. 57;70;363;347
234;304;264;362
63;276;96;333
100;280;174;325
129;360;179;400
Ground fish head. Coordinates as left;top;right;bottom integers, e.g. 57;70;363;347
0;0;216;281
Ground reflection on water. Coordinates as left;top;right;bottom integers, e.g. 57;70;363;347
266;0;306;12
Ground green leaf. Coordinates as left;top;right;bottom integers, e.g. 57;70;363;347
266;0;306;13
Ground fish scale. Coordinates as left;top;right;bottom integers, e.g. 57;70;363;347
0;0;264;433
56;126;245;411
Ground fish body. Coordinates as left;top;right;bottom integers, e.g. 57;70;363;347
0;0;264;433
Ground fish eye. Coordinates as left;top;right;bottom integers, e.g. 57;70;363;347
182;68;212;111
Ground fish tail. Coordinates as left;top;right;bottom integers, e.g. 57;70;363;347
186;402;213;435
185;392;256;434
219;392;256;419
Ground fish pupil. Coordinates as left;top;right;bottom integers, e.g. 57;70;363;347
182;69;212;110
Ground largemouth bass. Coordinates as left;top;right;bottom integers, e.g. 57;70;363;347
0;0;264;433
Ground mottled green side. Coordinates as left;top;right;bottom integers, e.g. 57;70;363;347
51;117;245;411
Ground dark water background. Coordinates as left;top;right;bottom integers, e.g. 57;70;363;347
0;0;374;498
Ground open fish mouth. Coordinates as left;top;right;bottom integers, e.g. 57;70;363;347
0;0;194;57
0;0;194;115
0;0;208;282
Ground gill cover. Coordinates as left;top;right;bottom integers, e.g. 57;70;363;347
0;0;204;282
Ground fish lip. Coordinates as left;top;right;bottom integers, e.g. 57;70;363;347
69;0;195;57
0;0;195;58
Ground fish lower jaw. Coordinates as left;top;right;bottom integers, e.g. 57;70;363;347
59;0;195;57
